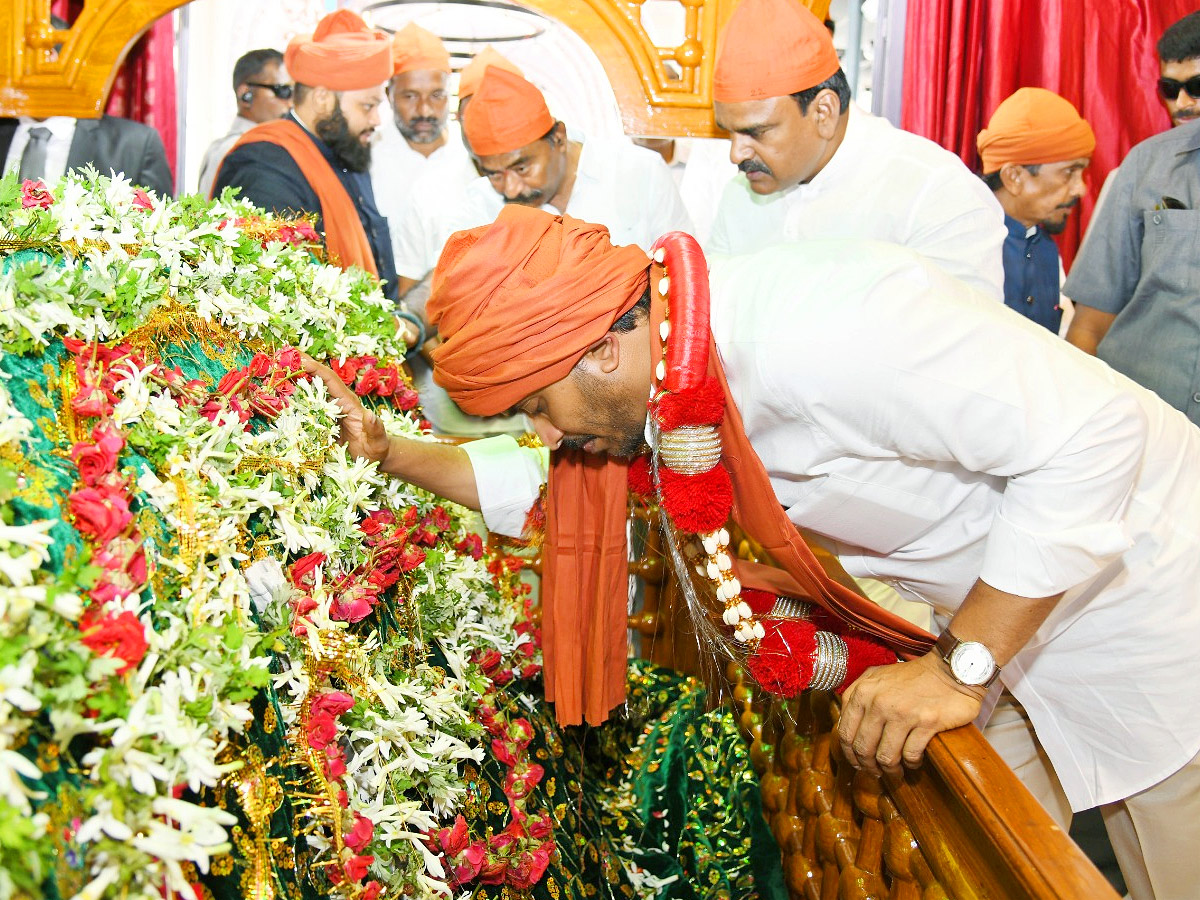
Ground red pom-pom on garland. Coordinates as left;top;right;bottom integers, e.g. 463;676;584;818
658;464;732;534
836;631;898;693
744;618;818;697
653;377;725;432
627;455;655;498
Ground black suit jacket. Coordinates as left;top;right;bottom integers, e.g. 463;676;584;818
0;115;174;197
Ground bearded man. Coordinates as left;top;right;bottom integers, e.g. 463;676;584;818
977;88;1095;334
370;22;476;257
212;10;399;301
307;205;1200;900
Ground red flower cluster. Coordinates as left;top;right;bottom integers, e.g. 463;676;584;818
79;607;148;675
201;348;303;429
218;215;320;249
61;370;151;677
131;188;154;211
65;339;146;418
327;356;429;429
305;690;355;783
20;179;54;209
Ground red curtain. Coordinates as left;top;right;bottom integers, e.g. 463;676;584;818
902;0;1196;267
52;1;178;181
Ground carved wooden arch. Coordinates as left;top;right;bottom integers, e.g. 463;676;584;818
0;0;753;135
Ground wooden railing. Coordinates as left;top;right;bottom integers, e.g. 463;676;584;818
496;501;1120;900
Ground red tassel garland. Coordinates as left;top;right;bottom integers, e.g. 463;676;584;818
653;377;726;431
836;632;898;693
744;617;818;697
658;464;732;534
626;455;655;498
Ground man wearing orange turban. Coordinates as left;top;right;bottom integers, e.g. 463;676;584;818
387;64;691;426
370;21;475;319
976;88;1094;335
308;204;1200;898
213;9;398;299
707;0;1006;300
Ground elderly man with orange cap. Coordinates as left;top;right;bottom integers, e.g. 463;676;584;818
707;0;1005;299
213;10;399;301
370;21;476;267
390;65;691;298
976;88;1095;334
307;205;1200;898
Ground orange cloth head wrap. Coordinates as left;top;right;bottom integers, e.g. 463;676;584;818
458;46;525;100
461;67;556;157
285;10;392;92
713;0;841;103
427;206;651;415
391;21;450;75
428;206;651;727
977;88;1096;174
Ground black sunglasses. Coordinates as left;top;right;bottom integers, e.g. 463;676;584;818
1158;76;1200;101
246;81;295;100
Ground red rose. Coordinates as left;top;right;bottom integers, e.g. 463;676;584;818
131;188;154;211
20;179;54;209
475;649;502;676
306;712;337;749
71;384;114;418
491;739;518;768
455;534;484;561
71;429;123;486
527;813;553;840
331;595;373;623
289;552;326;585
311;691;354;718
361;882;382;900
68;486;132;546
450;842;486;887
345;813;374;852
80;609;148;674
343;854;373;882
436;814;470;857
354;368;381;396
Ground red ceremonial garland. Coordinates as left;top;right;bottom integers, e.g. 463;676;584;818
642;233;896;696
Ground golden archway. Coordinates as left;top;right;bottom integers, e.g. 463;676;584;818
1;0;744;135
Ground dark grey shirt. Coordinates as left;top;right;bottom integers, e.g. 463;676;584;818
1064;119;1200;424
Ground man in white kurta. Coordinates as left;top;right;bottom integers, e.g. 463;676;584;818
706;0;1005;299
424;231;1200;900
369;23;477;273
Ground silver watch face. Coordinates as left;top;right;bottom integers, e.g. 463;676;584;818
949;641;995;685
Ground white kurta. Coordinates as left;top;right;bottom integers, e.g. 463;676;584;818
392;135;693;280
369;122;478;267
707;104;1007;300
467;240;1200;811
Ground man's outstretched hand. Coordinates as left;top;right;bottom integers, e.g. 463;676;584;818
837;652;986;778
302;354;391;465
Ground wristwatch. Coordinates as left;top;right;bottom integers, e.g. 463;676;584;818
935;628;1000;688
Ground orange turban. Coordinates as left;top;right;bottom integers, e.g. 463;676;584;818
461;67;556;157
458;46;524;100
978;88;1096;174
713;0;841;102
391;22;450;75
428;206;650;415
285;10;392;92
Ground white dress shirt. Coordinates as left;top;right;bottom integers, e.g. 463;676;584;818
392;135;694;280
369;121;478;266
466;239;1200;811
3;116;77;184
707;104;1007;300
197;116;256;199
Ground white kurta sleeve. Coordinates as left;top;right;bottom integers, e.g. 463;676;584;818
905;173;1007;301
746;247;1144;599
461;435;549;538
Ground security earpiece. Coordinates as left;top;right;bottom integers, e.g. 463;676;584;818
240;90;254;104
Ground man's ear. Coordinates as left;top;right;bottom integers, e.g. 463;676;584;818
999;163;1025;195
812;89;843;139
582;333;620;375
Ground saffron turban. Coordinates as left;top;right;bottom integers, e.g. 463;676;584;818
458;46;525;100
978;88;1096;174
713;0;841;103
285;10;392;92
461;67;556;157
391;22;450;75
427;206;651;416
